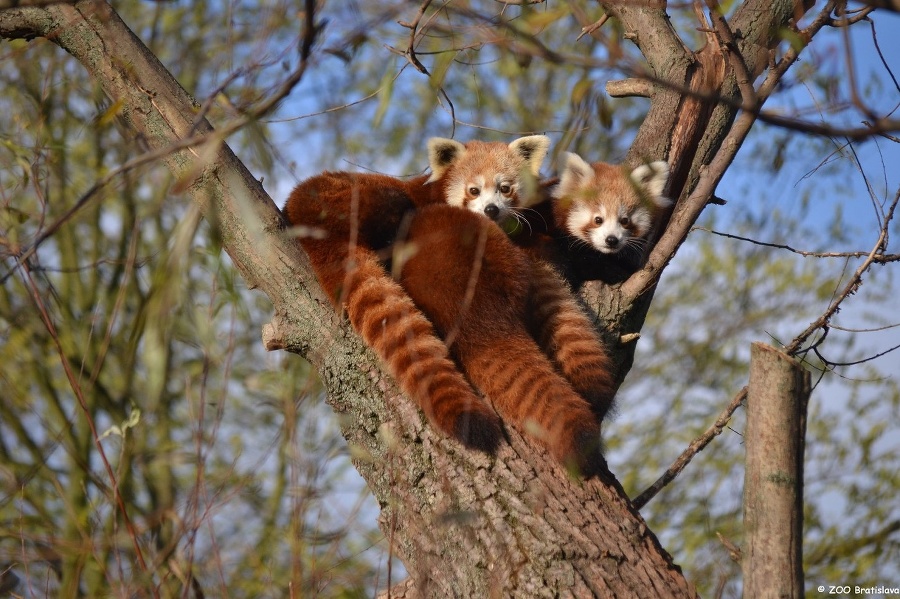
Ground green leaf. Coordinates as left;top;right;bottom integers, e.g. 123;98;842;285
98;407;142;440
779;27;807;53
373;64;396;128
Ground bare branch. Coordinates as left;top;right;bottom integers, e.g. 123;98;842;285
621;0;840;303
814;341;900;367
632;387;747;510
705;0;757;108
576;13;609;42
396;0;433;76
865;16;900;117
692;227;900;262
606;78;653;98
785;186;900;356
828;4;879;23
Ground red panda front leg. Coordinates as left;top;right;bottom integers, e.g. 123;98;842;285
526;260;617;420
303;238;503;453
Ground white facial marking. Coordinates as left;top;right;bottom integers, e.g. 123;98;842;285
588;206;626;254
630;207;652;237
469;175;514;219
567;203;594;241
444;179;466;207
585;205;651;254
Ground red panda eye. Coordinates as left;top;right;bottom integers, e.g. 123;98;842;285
499;184;512;195
620;216;630;226
468;187;481;197
593;216;603;225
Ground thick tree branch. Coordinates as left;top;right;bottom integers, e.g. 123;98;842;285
611;0;835;304
0;1;698;594
0;0;75;8
743;344;809;598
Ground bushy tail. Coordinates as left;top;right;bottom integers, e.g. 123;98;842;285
305;239;502;453
527;261;617;420
462;332;604;476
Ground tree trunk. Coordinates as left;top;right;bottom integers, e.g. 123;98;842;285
743;343;809;598
0;0;819;594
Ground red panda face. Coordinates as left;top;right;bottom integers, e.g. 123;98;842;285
554;153;671;256
427;136;550;222
567;200;655;254
453;171;518;220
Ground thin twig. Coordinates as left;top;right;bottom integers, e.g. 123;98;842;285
826;4;877;26
692;226;900;262
814;341;900;367
865;16;900;118
576;14;608;41
834;4;881;123
397;0;434;75
19;262;155;594
632;387;747;510
785;186;900;356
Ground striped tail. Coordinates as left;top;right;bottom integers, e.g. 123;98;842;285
461;332;604;476
526;261;617;420
306;239;502;453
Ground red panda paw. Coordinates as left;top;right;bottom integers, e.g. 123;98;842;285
584;390;617;423
452;406;504;454
557;423;607;478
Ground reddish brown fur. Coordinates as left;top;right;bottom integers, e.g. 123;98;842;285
284;138;617;473
398;205;613;473
284;159;504;452
524;261;616;420
508;157;670;288
283;138;550;453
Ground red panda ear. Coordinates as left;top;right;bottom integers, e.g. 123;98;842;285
509;135;551;175
630;161;671;207
426;138;467;183
554;152;594;199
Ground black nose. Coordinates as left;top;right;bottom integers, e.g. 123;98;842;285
484;204;500;220
605;236;619;248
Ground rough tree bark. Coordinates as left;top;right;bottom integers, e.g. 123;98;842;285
588;0;818;380
0;0;822;595
743;343;810;598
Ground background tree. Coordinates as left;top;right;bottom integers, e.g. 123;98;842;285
0;0;898;597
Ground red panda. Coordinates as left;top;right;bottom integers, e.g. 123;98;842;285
282;136;551;455
396;204;614;473
509;153;671;288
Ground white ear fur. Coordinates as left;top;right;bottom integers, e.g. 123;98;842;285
509;135;551;175
426;138;467;183
554;152;594;198
630;161;671;207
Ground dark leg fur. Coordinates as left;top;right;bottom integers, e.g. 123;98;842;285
397;207;607;474
459;331;605;476
527;261;617;420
